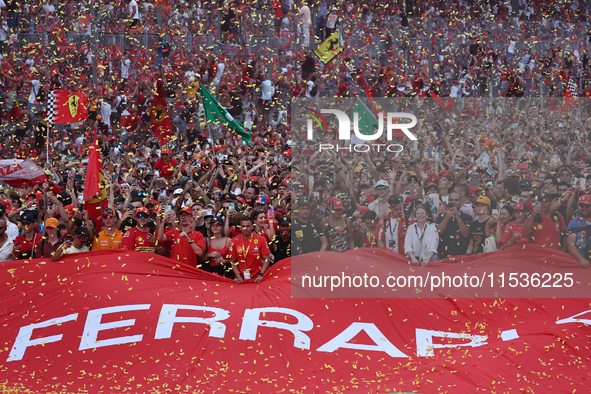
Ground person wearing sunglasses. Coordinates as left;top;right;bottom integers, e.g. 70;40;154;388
92;208;123;250
368;179;391;220
566;194;591;268
121;207;158;253
158;207;206;267
0;219;14;261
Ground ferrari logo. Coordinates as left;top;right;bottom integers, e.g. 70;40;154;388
65;94;79;117
152;104;166;123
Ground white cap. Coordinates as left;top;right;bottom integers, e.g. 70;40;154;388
174;188;183;195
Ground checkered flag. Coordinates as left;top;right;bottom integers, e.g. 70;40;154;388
46;90;56;125
45;89;89;125
567;77;578;97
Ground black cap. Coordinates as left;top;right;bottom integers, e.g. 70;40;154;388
115;195;125;203
519;179;532;189
74;226;90;238
0;203;5;216
297;199;311;207
19;211;36;224
539;192;552;201
278;216;291;225
407;174;421;184
210;216;224;226
221;193;234;201
388;195;402;206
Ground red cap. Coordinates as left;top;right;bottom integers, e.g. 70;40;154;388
514;202;525;212
357;204;369;217
179;207;193;215
135;207;150;215
469;186;480;195
426;173;440;184
161;148;171;155
333;198;343;210
579;194;591;205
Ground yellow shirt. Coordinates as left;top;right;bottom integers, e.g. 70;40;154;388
92;228;124;250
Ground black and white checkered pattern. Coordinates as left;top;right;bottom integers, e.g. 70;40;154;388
46;90;56;125
567;77;578;97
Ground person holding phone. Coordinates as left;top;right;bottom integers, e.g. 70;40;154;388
51;227;90;261
486;204;514;249
121;207;158;253
436;191;473;258
158;207;206;267
499;203;531;250
524;192;566;251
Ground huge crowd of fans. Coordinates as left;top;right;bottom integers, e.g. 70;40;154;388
1;0;591;284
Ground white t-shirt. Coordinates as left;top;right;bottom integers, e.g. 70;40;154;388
213;62;225;84
261;80;275;100
299;5;311;24
304;80;314;98
121;58;131;79
100;101;112;126
129;0;140;20
0;236;14;262
6;221;18;240
0;21;8;42
28;80;40;104
64;245;90;255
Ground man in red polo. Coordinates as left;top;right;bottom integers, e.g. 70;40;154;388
153;148;178;179
158;207;206;267
229;216;271;284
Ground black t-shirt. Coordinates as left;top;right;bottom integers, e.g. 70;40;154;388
269;234;291;264
292;218;325;255
469;218;489;254
435;211;473;258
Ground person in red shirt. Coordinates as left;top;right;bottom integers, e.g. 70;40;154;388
158;207;206;267
501;202;530;249
229;217;271;284
121;207;158;253
524;192;566;251
153;148;178;179
13;211;40;259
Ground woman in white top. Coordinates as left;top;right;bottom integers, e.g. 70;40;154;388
404;205;439;266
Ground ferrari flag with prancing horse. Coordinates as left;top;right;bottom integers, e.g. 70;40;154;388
46;89;89;124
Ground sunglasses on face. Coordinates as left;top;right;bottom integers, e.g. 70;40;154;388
375;186;388;190
136;213;149;219
580;204;591;208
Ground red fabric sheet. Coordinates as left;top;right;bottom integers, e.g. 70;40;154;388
1;246;590;393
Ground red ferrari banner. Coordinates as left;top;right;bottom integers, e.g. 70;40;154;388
0;158;47;188
1;248;590;393
150;79;173;146
47;89;89;124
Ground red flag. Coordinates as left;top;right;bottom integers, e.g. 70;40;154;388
430;92;455;110
48;90;89;124
83;136;107;229
8;101;20;122
150;80;174;146
51;21;67;45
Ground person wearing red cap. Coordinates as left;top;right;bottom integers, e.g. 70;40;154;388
121;207;158;253
92;208;123;250
524;192;566;251
158;207;206;267
153;148;178;179
566;194;591;268
500;202;530;250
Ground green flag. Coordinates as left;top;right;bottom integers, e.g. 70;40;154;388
199;82;252;146
350;97;378;137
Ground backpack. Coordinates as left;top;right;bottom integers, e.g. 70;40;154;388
310;83;318;97
280;0;289;15
160;41;170;58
